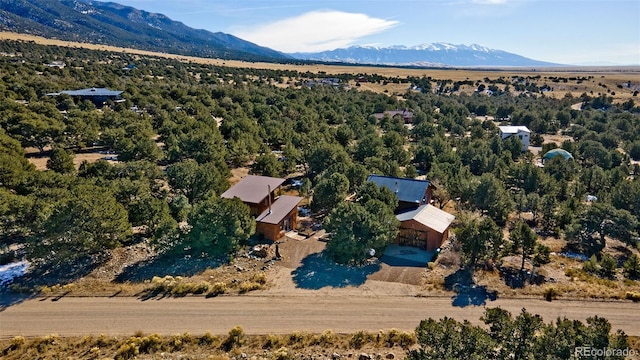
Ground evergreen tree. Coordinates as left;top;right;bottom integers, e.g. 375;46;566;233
46;147;75;174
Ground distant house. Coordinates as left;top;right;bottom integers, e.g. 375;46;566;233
46;87;123;105
498;126;531;151
304;78;340;88
367;175;432;213
373;109;414;123
46;61;65;69
221;175;302;241
395;204;455;251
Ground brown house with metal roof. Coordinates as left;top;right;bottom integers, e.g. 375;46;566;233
221;175;302;241
221;175;286;216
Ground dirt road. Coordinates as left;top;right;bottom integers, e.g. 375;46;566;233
1;295;639;338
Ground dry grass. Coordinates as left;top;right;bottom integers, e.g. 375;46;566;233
421;233;640;301
229;167;250;185
32;241;275;298
0;329;416;360
26;152;114;171
1;329;636;359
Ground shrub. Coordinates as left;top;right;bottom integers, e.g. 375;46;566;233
198;332;218;346
318;329;334;346
168;333;188;351
263;334;283;349
626;291;640;302
7;336;25;351
207;282;227;297
251;272;267;285
238;281;263;294
151;276;216;296
350;331;374;349
34;334;58;353
138;334;163;353
623;254;640;280
544;286;560;302
96;334;114;347
287;331;307;346
583;255;599;274
384;329;416;348
273;346;293;360
222;326;245;350
599;254;617;279
115;343;139;360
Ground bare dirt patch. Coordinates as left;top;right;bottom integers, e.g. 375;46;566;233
262;236;425;297
25;146;119;171
230;167;250;185
541;133;573;146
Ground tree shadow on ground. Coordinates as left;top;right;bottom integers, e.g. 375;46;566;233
1;254;106;309
499;266;546;289
444;268;498;307
291;252;380;289
114;251;225;283
0;291;33;310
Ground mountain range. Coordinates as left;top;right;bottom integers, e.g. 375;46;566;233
291;44;560;67
0;0;558;67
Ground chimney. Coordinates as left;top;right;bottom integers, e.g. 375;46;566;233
267;185;272;214
394;181;398;194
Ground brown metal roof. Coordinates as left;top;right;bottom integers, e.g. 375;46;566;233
256;195;303;224
221;175;285;204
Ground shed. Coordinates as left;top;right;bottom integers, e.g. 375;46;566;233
367;175;432;213
395;205;455;251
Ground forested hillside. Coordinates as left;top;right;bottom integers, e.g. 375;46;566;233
0;39;639;296
0;0;289;61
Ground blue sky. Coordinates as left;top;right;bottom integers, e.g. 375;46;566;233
98;0;639;65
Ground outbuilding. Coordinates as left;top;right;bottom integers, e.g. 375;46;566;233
395;205;455;251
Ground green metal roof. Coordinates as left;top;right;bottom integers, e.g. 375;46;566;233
543;148;574;160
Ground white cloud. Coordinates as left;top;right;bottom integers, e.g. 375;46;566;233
234;10;398;53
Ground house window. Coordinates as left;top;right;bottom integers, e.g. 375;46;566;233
280;216;291;231
518;135;523;140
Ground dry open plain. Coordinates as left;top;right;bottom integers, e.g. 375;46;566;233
2;31;638;102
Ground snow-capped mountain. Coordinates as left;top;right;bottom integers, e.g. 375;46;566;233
290;43;560;67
